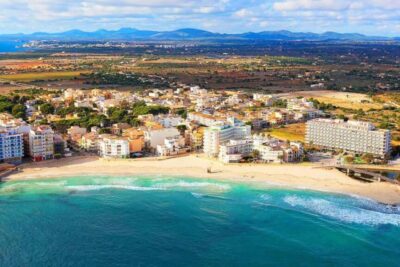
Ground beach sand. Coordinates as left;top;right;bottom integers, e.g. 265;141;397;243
5;155;400;204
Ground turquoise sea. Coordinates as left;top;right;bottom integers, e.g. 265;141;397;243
0;175;399;266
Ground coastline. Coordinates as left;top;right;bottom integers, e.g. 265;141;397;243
4;155;400;205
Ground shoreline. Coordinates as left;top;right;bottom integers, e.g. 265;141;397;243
4;155;400;205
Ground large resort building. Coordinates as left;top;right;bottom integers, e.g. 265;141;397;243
306;119;391;158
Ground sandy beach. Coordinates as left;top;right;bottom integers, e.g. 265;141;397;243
4;155;400;204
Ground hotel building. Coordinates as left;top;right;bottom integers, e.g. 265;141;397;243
203;118;251;157
29;125;55;162
0;128;24;163
306;119;391;157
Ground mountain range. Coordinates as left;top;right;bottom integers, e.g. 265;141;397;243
1;28;398;42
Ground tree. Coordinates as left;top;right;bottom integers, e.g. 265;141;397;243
176;124;187;135
272;99;287;108
251;149;260;160
343;155;354;164
0;101;13;113
12;104;25;118
361;153;374;164
39;103;55;115
129;117;140;127
175;108;187;119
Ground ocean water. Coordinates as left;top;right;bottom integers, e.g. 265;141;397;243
0;175;399;266
0;41;25;52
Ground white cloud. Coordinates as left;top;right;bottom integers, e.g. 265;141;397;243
234;8;253;17
0;0;398;36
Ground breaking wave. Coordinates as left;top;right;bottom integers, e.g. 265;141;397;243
0;177;231;195
152;181;231;191
65;185;164;192
284;195;400;226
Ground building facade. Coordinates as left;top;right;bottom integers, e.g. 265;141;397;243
144;127;181;149
156;135;187;156
203;118;251;157
122;128;145;154
0;128;24;163
98;135;130;158
29;125;54;162
306;119;391;157
218;139;253;163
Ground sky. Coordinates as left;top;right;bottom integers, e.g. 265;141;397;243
0;0;399;36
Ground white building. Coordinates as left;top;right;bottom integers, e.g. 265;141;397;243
144;127;181;149
156;135;187;156
253;135;304;163
154;115;184;128
98;135;130;158
203;118;251;157
253;136;283;163
306;119;391;157
283;142;304;162
218;139;253;163
188;112;225;127
287;98;314;110
253;94;276;106
0;113;31;135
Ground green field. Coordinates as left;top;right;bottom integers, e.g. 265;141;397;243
0;71;88;82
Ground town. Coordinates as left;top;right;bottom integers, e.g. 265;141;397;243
0;84;393;171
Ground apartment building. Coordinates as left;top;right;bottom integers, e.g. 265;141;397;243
156;135;187;156
98;135;130;158
111;123;131;135
29;125;54;162
154;115;184;128
144;127;181;149
0;113;31;155
0;128;24;163
253;94;277;106
67;126;87;145
187;112;225;127
253;136;304;163
122;128;145;154
189;126;205;151
218;139;253;163
306;119;391;157
80;132;99;152
203;118;251;157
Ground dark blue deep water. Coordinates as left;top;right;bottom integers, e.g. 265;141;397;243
0;41;25;52
0;175;399;266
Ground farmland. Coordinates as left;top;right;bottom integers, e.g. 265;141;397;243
0;71;89;82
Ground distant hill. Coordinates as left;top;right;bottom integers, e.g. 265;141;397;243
0;28;397;42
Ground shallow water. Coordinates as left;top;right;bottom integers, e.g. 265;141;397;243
0;175;399;266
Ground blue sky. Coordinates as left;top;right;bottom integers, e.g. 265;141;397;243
0;0;399;36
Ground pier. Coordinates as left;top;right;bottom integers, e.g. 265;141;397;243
320;165;400;184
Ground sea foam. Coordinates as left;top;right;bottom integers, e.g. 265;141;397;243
284;195;400;226
153;180;231;191
65;185;164;192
